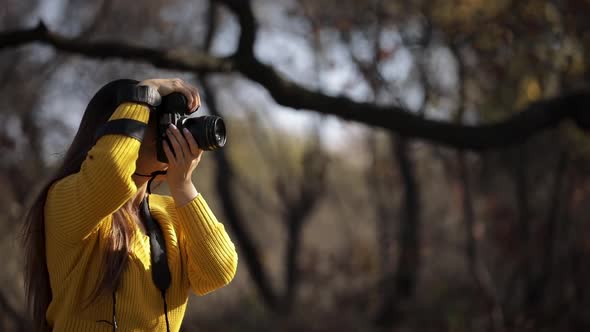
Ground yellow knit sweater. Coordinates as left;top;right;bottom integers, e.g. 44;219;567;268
44;103;238;331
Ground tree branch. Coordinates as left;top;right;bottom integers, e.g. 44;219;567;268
2;19;590;150
213;0;256;57
0;22;234;73
216;0;590;149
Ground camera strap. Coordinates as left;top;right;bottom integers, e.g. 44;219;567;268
94;118;147;142
140;194;172;331
97;184;172;332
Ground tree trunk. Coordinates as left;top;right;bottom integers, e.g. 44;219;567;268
375;136;420;327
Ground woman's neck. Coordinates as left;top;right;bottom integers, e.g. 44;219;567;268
125;177;149;235
130;175;149;209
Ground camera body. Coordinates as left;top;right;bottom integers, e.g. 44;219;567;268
155;92;226;163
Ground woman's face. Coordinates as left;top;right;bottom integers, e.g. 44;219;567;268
135;118;168;176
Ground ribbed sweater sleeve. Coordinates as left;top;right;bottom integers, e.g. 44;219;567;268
175;194;238;295
45;103;150;245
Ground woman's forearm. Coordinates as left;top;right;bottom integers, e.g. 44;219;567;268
173;193;238;294
46;103;150;245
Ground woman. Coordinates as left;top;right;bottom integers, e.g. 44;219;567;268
22;78;238;331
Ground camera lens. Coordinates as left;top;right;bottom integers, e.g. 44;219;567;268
183;116;226;151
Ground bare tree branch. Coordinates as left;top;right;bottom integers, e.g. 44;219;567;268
213;0;590;149
0;22;234;73
2;7;590;149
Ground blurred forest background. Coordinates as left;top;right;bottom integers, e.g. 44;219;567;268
2;0;590;331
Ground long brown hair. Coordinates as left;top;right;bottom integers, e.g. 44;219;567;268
22;79;141;331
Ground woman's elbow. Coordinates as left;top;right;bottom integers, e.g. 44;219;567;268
212;247;239;290
222;248;238;284
209;244;237;287
191;251;238;296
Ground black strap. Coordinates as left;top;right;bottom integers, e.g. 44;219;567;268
95;119;147;142
140;196;171;292
97;193;171;332
116;84;161;107
140;195;172;332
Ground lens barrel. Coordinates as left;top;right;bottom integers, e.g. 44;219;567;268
156;92;227;163
183;116;226;151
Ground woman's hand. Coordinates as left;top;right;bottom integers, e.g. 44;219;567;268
163;123;204;206
139;78;202;205
138;78;201;113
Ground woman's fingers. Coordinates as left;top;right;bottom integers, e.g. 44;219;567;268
182;128;202;157
177;86;195;111
189;86;201;113
140;78;200;113
163;140;175;164
182;87;200;113
175;125;193;158
172;126;194;159
174;79;200;113
178;80;200;113
166;125;185;162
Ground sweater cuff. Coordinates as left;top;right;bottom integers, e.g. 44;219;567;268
108;102;150;124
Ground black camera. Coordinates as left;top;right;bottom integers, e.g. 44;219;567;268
155;92;226;163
